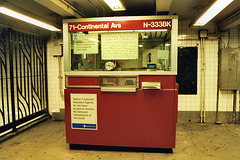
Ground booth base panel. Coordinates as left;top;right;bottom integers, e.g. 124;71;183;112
65;76;178;149
69;144;173;153
65;90;177;149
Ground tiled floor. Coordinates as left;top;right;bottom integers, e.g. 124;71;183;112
0;120;239;160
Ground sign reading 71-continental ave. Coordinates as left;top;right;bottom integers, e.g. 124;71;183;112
68;19;172;31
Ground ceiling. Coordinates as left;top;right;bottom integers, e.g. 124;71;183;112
0;0;239;36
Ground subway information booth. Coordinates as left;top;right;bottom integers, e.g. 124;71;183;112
63;16;178;149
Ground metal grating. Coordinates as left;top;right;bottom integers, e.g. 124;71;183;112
0;28;48;135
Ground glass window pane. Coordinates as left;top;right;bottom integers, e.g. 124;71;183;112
70;30;171;71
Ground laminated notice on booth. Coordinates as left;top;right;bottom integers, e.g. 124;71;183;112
158;50;169;59
70;93;97;130
73;33;98;54
101;32;138;60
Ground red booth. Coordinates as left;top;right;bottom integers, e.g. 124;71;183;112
63;15;178;149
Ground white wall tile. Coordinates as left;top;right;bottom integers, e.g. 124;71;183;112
47;36;65;114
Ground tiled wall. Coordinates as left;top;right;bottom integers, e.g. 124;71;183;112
178;20;239;115
47;33;65;114
46;21;239;121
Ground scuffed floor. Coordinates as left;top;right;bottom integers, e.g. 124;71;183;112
0;120;239;160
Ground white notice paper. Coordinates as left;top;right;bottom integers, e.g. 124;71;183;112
71;93;97;130
101;32;138;60
158;50;169;59
73;33;98;54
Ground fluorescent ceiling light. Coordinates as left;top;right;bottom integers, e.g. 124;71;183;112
143;34;148;39
193;0;233;26
103;0;125;11
0;7;61;31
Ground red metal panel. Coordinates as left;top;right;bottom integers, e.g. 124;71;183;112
65;75;178;149
67;76;99;86
172;82;179;148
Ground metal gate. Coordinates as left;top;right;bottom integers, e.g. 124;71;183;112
0;28;48;136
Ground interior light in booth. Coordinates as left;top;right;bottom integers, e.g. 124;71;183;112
88;38;99;42
143;33;148;39
0;7;61;31
193;0;233;26
92;29;168;33
103;0;125;11
94;30;133;33
108;30;133;32
137;29;168;32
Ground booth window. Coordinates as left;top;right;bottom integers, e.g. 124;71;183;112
69;30;172;71
176;47;198;94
